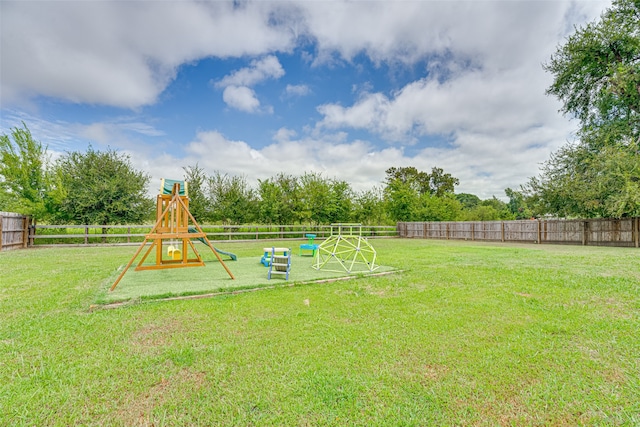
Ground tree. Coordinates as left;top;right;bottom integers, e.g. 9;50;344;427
528;0;640;218
385;166;431;195
298;172;332;224
428;167;459;197
415;193;462;221
183;163;209;223
257;173;301;224
505;188;533;219
0;123;51;219
54;148;152;234
207;172;257;224
384;178;420;222
544;0;639;136
384;166;459;196
525;141;640;217
352;187;388;225
384;166;460;221
456;193;481;210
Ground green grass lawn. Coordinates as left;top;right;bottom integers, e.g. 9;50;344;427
1;239;639;426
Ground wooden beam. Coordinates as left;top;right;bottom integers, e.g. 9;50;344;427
109;238;151;291
22;216;29;248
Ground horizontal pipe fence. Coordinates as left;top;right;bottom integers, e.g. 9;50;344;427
397;217;640;248
29;223;397;247
0;212;32;251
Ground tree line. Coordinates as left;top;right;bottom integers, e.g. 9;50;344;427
0;125;525;226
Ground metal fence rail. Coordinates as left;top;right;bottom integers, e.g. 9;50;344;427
29;223;398;246
397;218;640;248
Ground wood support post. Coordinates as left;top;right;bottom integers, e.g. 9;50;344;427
22;217;29;248
29;219;36;246
582;221;588;246
536;220;540;244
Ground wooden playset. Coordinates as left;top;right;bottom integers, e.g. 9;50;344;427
109;179;234;291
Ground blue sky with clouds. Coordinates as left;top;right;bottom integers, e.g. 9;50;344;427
0;0;610;198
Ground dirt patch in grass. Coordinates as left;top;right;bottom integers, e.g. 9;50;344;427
116;368;208;426
130;319;185;353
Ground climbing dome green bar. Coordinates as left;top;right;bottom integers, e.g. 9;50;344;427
313;223;378;273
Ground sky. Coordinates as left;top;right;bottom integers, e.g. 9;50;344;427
0;0;611;200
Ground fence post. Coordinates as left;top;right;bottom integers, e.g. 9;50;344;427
127;226;131;244
85;225;89;245
22;216;29;248
471;223;475;241
501;221;505;242
446;223;450;240
537;220;541;244
30;219;36;246
0;214;3;252
582;221;588;246
635;217;639;248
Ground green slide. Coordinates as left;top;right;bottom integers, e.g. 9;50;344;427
188;226;237;261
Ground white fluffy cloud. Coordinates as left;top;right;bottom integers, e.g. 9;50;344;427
215;55;285;112
284;84;311;97
0;0;611;199
1;2;293;107
216;56;285;88
222;86;261;113
138;130;401;193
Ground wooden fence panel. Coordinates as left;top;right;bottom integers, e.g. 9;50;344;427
504;220;539;242
397;217;639;248
0;212;30;251
449;222;472;240
587;218;635;247
540;220;583;245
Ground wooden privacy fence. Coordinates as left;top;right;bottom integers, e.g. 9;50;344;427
0;212;32;251
397;218;640;248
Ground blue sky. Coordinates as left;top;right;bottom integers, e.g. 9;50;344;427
0;0;610;199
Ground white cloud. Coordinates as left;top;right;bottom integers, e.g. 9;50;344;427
273;127;298;143
216;55;285;88
0;0;613;200
222;86;261;113
284;84;311;97
1;0;609;110
315;63;576;197
0;2;293;108
215;55;285;112
298;1;609;68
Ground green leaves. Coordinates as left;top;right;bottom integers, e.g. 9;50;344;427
54;147;152;225
530;0;640;218
0;123;51;219
545;0;640;126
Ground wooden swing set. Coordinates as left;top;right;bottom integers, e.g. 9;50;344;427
109;179;234;292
